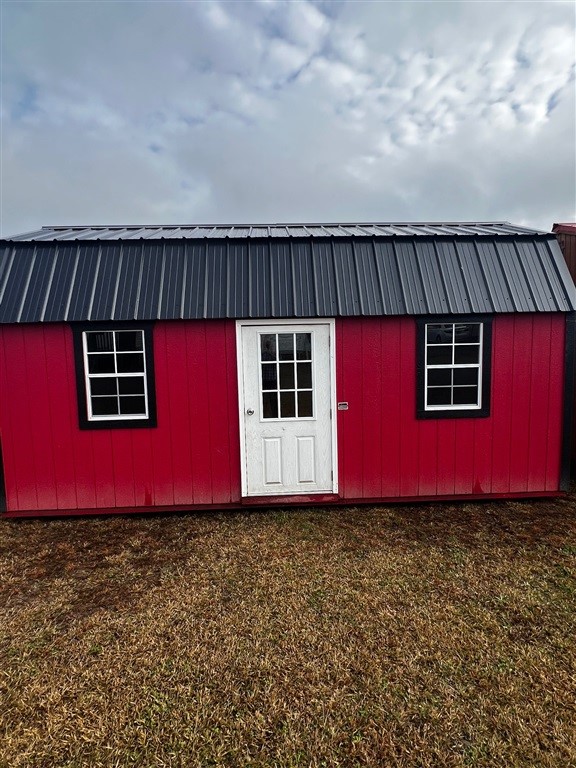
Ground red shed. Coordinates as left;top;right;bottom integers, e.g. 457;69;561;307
1;222;575;518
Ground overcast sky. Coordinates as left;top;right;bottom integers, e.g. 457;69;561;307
1;0;575;236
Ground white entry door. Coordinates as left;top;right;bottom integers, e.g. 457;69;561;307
238;321;336;497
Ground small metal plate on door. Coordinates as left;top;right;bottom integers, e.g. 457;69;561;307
337;402;349;410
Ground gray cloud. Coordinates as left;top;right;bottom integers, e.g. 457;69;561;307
2;0;575;235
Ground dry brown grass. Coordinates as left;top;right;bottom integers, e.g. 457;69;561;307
1;495;575;768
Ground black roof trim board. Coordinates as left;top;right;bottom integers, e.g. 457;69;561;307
1;223;575;323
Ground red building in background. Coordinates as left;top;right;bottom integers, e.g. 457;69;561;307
553;222;576;469
554;223;576;281
1;222;575;517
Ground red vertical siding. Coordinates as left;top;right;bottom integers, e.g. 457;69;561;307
187;323;214;504
472;416;493;495
361;320;383;498
153;323;176;506
111;432;136;507
527;315;551;490
337;320;364;499
418;420;438;497
131;428;154;507
545;318;565;490
0;321;242;513
43;325;78;509
508;317;532;490
489;317;514;493
163;322;190;505
435;420;456;496
0;327;21;509
336;314;566;500
0;313;567;514
380;320;402;498
398;319;420;497
92;434;117;508
2;327;38;510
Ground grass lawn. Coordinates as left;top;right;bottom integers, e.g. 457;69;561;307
1;495;575;768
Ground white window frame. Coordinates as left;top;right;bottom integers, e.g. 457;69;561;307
424;322;483;411
82;330;149;421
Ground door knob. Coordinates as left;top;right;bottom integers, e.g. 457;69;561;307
246;408;255;415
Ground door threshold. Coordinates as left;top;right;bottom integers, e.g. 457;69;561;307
241;493;340;506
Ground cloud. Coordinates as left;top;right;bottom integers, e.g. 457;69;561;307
282;0;329;50
264;38;310;83
1;0;575;235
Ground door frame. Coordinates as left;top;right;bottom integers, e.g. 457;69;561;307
236;318;338;498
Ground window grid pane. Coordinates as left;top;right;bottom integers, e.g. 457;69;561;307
259;332;314;419
425;323;482;410
84;330;148;420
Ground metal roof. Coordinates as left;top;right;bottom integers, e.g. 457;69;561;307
1;226;574;323
4;221;546;242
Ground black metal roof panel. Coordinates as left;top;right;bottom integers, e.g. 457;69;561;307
5;221;547;242
1;229;574;323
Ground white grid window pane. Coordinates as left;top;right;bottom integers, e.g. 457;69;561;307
259;332;313;419
83;330;149;421
425;323;483;410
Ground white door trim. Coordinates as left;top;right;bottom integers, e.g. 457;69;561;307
236;318;338;497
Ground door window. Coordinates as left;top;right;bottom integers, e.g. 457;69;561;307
260;332;313;419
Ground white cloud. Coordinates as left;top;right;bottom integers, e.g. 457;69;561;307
282;1;329;51
203;2;231;31
1;0;575;236
303;56;372;95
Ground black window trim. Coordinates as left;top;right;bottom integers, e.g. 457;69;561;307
72;322;157;430
416;315;492;420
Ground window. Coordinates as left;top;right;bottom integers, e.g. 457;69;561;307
416;318;492;419
73;324;157;429
260;332;314;419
